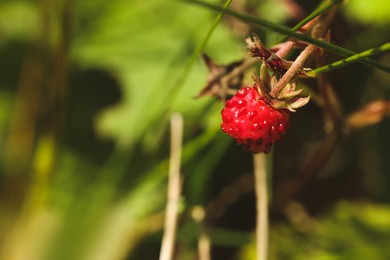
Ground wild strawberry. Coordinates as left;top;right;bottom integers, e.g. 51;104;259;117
221;86;290;153
212;35;312;153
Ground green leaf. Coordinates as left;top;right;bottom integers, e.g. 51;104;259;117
343;0;390;25
73;0;240;148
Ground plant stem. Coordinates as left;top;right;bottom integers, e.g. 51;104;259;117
276;0;340;43
159;113;183;260
198;225;211;260
182;0;390;73
221;57;257;91
274;13;320;58
273;41;295;59
163;0;233;113
253;153;268;260
309;42;390;76
270;44;317;97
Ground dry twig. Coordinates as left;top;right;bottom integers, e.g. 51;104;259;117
159;113;183;260
253;153;268;260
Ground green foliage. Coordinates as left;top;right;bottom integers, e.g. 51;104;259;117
72;0;242;149
0;0;390;259
241;202;390;260
0;0;242;259
343;0;390;25
0;1;38;41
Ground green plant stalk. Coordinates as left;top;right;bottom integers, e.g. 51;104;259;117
149;0;233;143
309;42;390;76
181;0;390;73
169;0;233;97
276;0;341;43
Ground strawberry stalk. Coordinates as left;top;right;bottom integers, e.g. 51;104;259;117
269;44;317;98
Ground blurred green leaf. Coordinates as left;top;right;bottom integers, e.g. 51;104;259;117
343;0;390;25
0;1;38;41
241;201;390;260
72;0;242;148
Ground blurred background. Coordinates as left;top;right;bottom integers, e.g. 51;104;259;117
0;0;390;259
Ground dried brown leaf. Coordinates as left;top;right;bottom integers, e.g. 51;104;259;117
347;100;390;130
196;53;244;100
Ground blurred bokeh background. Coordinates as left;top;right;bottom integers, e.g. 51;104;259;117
0;0;390;259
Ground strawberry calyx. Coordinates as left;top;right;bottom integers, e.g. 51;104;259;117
253;73;310;112
247;36;311;112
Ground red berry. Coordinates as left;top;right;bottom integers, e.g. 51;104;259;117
221;87;290;153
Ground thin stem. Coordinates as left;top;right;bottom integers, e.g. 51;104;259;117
276;0;340;43
198;227;211;260
182;0;390;73
274;14;320;58
191;206;211;260
275;41;295;58
162;0;233;114
221;57;257;92
159;113;183;260
270;44;317;97
253;153;268;260
309;42;390;76
225;58;258;82
317;67;345;134
194;0;233;61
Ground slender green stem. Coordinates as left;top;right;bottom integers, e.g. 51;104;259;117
172;0;233;93
161;0;233;113
181;0;390;73
194;0;233;60
309;42;390;76
276;0;341;43
151;0;232;139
